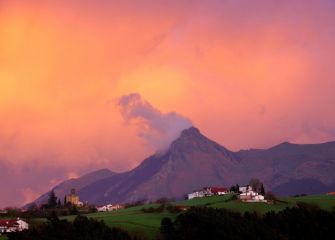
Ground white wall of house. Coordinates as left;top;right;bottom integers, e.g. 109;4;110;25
0;219;29;233
17;219;29;231
239;186;253;193
97;204;123;212
188;191;204;200
239;190;266;202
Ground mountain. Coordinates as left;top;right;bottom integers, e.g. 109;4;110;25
31;168;115;206
237;141;335;193
32;127;335;206
271;179;335;196
79;127;241;204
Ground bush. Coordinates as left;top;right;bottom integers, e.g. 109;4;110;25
265;192;277;202
141;204;165;213
225;194;238;202
160;218;174;240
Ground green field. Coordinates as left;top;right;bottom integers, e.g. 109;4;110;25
0;235;8;240
5;194;335;239
57;205;177;239
59;194;335;238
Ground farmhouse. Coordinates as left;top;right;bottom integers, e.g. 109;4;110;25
208;187;228;195
97;204;124;212
238;186;266;202
0;218;29;233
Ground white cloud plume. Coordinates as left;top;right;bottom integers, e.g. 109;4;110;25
118;93;192;150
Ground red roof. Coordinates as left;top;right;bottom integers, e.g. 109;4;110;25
208;187;228;194
0;219;19;228
327;192;335;195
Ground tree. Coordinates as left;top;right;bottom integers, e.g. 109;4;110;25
249;178;263;193
47;190;58;209
64;196;67;205
160;217;174;240
265;192;277;202
28;203;39;212
69;205;79;215
57;199;62;208
5;207;21;217
261;184;265;195
229;185;237;193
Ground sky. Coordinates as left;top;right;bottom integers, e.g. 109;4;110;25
1;0;335;207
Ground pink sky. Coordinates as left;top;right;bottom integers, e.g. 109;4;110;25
1;0;335;207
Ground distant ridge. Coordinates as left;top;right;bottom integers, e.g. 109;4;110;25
30;168;115;207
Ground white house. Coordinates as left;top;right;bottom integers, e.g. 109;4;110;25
97;204;124;212
187;187;228;200
239;186;253;193
0;218;29;233
238;186;266;202
187;191;205;200
187;188;213;200
208;187;228;195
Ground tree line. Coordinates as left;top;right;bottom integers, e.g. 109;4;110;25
7;214;139;240
160;203;335;240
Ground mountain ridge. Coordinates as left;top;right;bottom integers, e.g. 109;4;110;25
31;126;335;206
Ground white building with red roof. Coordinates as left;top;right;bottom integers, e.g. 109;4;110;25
0;218;29;233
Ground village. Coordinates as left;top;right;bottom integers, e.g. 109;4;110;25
187;185;267;202
0;188;124;235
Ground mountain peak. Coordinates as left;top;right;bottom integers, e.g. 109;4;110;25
180;126;201;137
170;126;207;148
167;126;235;161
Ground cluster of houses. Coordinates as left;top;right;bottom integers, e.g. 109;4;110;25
64;189;127;211
66;189;126;212
0;218;29;234
97;204;124;212
187;185;266;202
187;187;228;199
